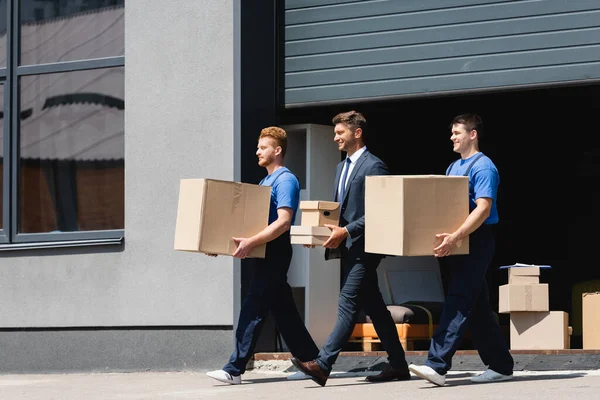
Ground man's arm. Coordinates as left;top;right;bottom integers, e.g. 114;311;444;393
433;197;491;257
232;207;293;258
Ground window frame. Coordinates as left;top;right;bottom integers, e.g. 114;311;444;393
0;1;125;248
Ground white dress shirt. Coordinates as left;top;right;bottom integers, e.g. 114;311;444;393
337;146;367;201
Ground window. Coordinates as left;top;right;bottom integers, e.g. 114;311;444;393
20;0;124;65
0;0;124;247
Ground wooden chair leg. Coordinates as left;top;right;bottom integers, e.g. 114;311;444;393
400;338;408;352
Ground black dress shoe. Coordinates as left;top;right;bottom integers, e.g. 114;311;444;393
365;364;411;382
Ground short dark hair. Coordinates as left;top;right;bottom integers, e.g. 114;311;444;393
332;110;368;138
451;113;483;141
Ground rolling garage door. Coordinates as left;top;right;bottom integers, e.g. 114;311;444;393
284;0;600;106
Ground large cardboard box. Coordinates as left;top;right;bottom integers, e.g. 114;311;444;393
510;311;569;350
290;226;331;245
300;201;340;226
582;292;600;349
173;179;271;257
365;175;469;256
498;284;549;313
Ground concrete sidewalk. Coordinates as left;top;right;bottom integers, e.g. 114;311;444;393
1;369;599;399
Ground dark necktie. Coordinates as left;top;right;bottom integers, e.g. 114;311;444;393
338;157;352;202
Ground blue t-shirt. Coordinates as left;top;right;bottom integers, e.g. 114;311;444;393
446;153;499;225
259;167;300;225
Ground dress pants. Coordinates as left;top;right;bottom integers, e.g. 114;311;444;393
223;233;319;375
426;225;514;375
316;248;408;372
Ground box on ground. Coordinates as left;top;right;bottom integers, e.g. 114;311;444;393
173;178;271;257
290;226;331;245
582;291;600;349
365;175;469;256
510;311;570;350
498;284;549;313
299;201;340;226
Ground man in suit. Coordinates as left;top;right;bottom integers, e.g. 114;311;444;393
291;111;410;386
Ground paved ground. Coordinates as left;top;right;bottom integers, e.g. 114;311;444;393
1;369;599;400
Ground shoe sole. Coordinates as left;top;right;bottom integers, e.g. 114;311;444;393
290;358;327;387
408;367;445;387
206;375;241;385
471;376;514;384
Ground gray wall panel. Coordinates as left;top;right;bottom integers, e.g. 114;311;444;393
286;0;600;40
286;10;600;56
287;27;600;72
284;0;600;105
286;0;509;25
287;45;600;88
286;62;600;104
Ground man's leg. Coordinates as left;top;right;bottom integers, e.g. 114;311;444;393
316;256;367;372
223;262;274;376
361;258;408;371
469;283;514;375
272;279;319;362
425;228;495;375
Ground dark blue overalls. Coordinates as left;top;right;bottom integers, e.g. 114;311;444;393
425;154;514;376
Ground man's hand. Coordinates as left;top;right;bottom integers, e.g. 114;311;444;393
322;224;349;249
433;233;462;258
232;237;256;259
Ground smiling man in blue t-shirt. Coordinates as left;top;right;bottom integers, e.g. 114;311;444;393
206;127;318;385
409;114;514;386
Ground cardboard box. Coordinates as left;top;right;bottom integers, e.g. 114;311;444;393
583;292;600;349
498;284;549;313
508;266;540;284
173;179;271;257
290;226;331;245
365;175;469;256
300;201;340;226
510;311;569;350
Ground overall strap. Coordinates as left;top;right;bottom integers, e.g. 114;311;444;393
447;152;485;176
463;152;485;176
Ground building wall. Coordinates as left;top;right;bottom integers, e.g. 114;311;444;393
0;0;236;372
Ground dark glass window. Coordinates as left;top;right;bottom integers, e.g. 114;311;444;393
0;83;4;230
19;67;124;233
0;0;7;68
20;0;124;65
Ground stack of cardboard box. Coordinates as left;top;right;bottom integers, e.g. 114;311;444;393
499;265;570;350
290;201;340;245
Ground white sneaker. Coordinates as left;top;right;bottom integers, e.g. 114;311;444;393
471;369;513;383
287;371;311;380
408;364;446;387
206;369;241;385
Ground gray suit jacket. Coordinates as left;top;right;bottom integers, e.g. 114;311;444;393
325;150;389;260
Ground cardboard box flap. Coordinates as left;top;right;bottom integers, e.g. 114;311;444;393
583;291;600;297
509;267;540;277
290;226;331;236
300;200;339;211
